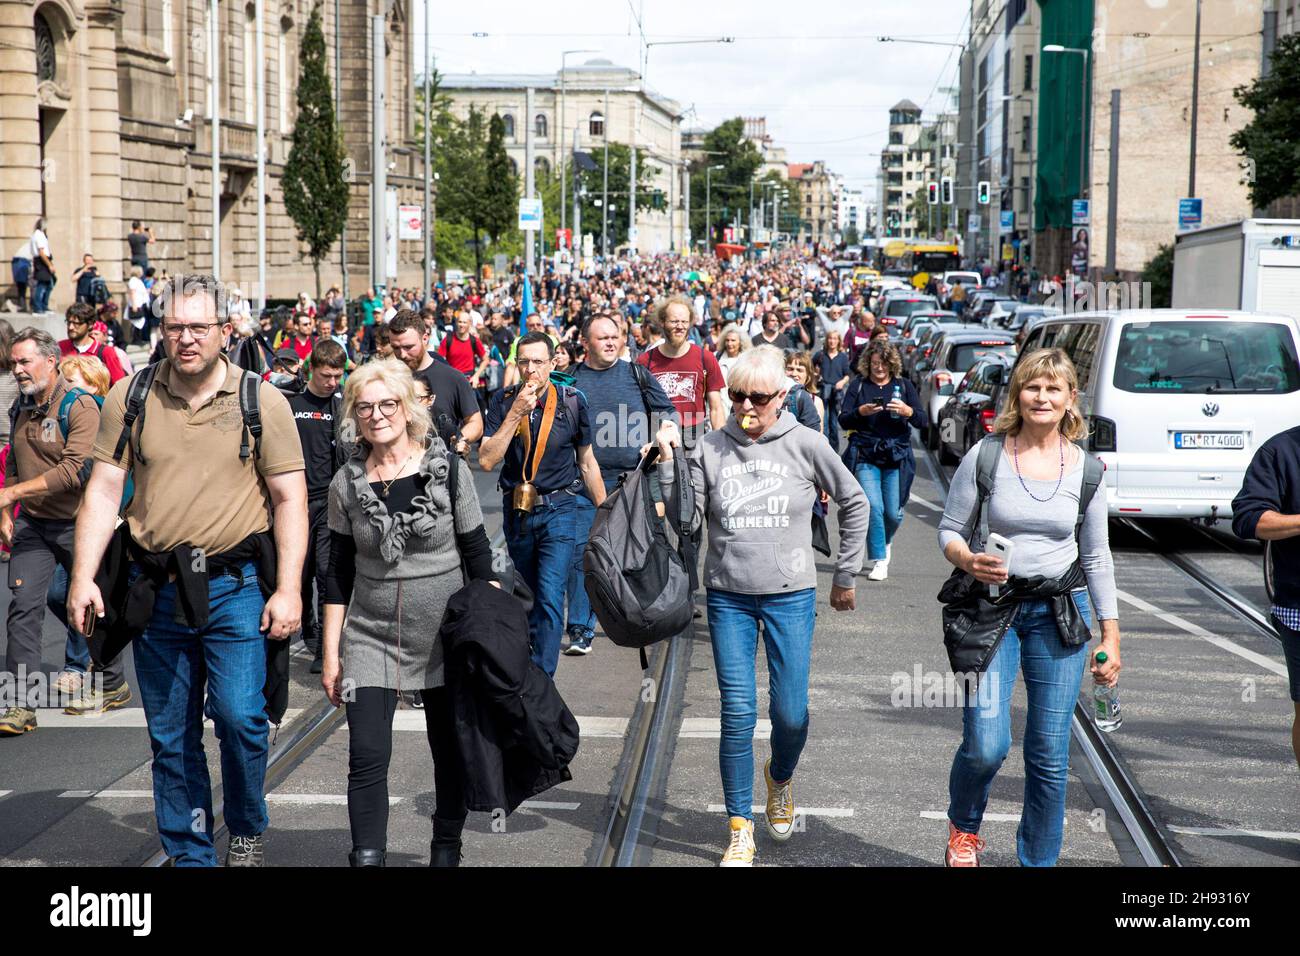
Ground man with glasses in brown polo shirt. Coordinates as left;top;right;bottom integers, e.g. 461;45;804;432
67;273;308;868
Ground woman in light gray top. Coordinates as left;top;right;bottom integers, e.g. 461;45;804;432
937;347;1122;868
657;344;868;867
321;358;495;868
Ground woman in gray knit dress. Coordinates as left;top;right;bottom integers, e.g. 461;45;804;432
321;358;496;867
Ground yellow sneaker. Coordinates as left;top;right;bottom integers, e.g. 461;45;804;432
719;816;756;867
764;758;795;841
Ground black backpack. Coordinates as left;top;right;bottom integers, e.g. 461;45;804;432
583;446;695;669
111;363;264;466
89;276;110;306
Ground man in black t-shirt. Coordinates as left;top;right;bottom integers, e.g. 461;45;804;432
387;308;482;454
127;220;154;270
287;339;348;673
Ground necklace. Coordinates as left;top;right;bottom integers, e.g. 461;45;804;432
373;452;414;500
1013;434;1066;503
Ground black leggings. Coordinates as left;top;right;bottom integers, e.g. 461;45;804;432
344;685;467;851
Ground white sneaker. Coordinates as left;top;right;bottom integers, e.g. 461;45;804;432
720;816;756;867
867;560;889;581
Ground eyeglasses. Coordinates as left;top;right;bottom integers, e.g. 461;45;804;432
163;322;221;340
354;399;400;419
728;389;779;407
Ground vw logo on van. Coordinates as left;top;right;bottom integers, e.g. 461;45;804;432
1202;402;1220;417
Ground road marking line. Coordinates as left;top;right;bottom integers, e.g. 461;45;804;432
909;495;944;512
33;708;306;729
706;805;854;817
1116;589;1289;678
1168;825;1300;842
921;810;1023;824
58;789;150;798
391;712;627;738
680;718;772;739
519;801;581;811
265;794;401;806
0;790;13;799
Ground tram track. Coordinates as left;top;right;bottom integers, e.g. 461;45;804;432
922;443;1183;867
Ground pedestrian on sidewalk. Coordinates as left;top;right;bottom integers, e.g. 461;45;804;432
936;347;1120;867
839;341;927;581
320;358;496;867
67;273;308;866
656;344;867;867
27;220;56;314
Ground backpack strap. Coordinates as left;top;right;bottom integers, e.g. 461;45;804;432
56;388;92;440
972;434;1004;550
557;384;582;437
113;363;161;466
238;370;263;461
1076;451;1104;539
629;359;657;418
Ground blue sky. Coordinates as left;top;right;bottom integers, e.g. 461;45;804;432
413;0;970;196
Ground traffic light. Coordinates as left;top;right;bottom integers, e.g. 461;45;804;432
927;182;939;205
977;180;991;205
941;176;954;206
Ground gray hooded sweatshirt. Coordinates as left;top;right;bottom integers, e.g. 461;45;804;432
658;412;869;593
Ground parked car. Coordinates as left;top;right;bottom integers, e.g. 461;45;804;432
935;353;1014;464
906;321;964;387
918;329;1018;447
968;292;1015;324
1005;304;1063;334
1009;309;1300;518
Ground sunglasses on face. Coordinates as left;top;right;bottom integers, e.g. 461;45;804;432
728;389;779;407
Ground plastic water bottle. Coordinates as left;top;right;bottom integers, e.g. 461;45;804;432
1093;651;1122;732
890;383;902;419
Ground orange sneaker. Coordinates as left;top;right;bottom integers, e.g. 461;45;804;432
945;821;986;867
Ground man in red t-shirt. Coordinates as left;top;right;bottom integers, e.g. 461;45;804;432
438;310;488;384
58;302;127;384
637;295;724;447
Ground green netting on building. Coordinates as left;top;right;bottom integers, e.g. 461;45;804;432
1035;0;1095;231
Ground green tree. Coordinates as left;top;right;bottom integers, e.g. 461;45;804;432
1141;242;1174;308
757;170;800;242
843;224;861;247
481;114;519;252
575;145;659;252
1232;33;1300;210
689;118;764;249
280;2;349;300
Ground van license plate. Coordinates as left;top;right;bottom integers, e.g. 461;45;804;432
1173;432;1245;450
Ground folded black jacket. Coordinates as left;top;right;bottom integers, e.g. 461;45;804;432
89;523;291;723
938;560;1091;678
440;579;580;815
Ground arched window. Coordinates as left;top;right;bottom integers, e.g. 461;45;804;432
589;111;604;138
535;156;550;179
243;5;257;123
534;113;547;139
278;18;293;132
501;114;515;139
34;12;56;83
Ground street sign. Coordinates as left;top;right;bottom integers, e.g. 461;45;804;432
967;213;980;234
517;197;543;231
1072;199;1090;225
1178;197;1203;232
999;210;1014;231
493;253;507;275
398;204;423;241
582;234;594;259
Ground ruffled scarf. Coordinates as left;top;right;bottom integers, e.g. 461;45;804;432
348;438;453;564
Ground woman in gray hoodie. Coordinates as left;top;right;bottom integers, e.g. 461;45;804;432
656;344;869;867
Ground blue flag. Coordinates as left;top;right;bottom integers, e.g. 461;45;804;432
520;274;535;322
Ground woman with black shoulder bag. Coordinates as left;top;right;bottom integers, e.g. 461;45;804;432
936;347;1121;868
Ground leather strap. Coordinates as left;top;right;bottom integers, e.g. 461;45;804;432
518;383;559;486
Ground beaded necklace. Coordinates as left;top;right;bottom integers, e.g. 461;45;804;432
1012;433;1066;503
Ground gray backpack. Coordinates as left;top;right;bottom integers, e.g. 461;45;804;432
583;447;695;669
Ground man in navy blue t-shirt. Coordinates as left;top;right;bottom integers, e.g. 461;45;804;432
480;332;607;677
564;315;678;655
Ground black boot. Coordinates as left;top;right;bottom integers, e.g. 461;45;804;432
348;848;386;867
429;816;464;868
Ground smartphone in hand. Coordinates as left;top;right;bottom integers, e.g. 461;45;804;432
985;532;1014;598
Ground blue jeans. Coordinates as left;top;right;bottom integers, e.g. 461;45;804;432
565;490;600;643
947;593;1092;866
855;462;902;562
132;562;269;867
706;587;817;820
504;493;578;677
822;388;842;448
31;279;52;313
47;564;90;673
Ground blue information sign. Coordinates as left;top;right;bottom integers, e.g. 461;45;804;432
1178;198;1203;231
1072;199;1090;225
1000;210;1015;231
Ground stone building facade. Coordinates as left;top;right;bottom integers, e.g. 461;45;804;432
440;60;683;254
1;0;429;315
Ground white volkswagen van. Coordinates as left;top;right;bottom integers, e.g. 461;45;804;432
1015;309;1300;519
